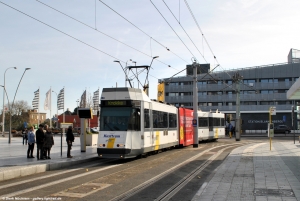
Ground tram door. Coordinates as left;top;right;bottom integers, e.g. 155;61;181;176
143;102;152;150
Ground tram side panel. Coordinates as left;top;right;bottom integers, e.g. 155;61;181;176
178;108;194;147
151;101;178;150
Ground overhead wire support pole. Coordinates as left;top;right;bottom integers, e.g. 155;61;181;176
232;72;243;141
192;59;199;148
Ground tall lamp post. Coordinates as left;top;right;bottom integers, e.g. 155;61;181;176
52;90;58;128
9;68;30;143
76;99;79;115
2;67;17;137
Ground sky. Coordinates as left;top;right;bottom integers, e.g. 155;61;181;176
1;0;300;119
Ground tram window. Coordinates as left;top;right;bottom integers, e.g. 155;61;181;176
221;118;225;126
128;108;141;131
153;110;168;128
199;117;208;127
169;113;177;128
213;118;221;126
144;109;150;128
163;113;168;128
208;117;213;131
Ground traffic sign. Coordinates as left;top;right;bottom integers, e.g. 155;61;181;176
192;119;197;127
270;107;276;115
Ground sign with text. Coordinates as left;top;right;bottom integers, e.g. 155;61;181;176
270;107;276;115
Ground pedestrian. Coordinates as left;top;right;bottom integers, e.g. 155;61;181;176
27;126;35;158
43;125;54;159
22;129;28;145
228;123;233;138
36;124;45;160
66;126;74;158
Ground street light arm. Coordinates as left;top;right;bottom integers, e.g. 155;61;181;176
0;85;10;112
149;56;159;69
9;68;30;143
2;67;16;140
12;68;30;109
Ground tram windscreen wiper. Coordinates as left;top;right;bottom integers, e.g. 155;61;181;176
104;121;113;131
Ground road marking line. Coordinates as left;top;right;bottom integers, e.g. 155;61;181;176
1;164;121;197
0;159;113;190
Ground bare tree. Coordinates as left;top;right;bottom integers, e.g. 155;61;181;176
6;100;30;115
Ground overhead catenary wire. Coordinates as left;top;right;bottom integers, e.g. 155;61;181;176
0;1;125;63
98;0;189;65
150;0;197;59
35;0;177;70
162;0;209;64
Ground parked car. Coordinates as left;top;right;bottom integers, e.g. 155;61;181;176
274;125;291;134
90;127;99;133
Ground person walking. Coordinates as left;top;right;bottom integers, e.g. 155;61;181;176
66;126;74;158
36;124;45;160
27;126;35;158
22;129;28;145
43;125;54;159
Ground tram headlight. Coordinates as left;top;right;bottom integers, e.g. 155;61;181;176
117;144;125;147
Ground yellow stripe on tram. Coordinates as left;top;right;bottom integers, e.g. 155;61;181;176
154;131;160;150
215;129;219;138
107;138;115;148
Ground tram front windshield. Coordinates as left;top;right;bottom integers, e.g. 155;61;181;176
100;107;140;131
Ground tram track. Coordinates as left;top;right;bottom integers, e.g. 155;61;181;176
109;142;250;201
0;140;259;200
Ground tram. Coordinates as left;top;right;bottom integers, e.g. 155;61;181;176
97;87;225;159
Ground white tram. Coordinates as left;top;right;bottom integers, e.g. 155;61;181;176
97;87;225;159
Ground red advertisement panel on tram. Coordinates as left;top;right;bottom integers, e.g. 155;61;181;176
178;108;194;146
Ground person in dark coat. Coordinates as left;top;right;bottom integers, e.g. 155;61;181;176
36;124;45;160
27;126;35;158
66;126;74;158
22;129;28;145
43;125;54;159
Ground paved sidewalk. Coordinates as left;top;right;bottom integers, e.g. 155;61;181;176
0;135;98;181
192;141;300;201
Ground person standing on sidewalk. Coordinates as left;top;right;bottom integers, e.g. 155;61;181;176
36;124;45;160
27;126;35;158
22;129;28;145
66;126;74;158
43;124;54;159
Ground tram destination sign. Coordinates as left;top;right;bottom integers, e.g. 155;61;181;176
102;100;131;107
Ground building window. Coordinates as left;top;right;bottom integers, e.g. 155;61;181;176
243;79;255;84
198;92;207;96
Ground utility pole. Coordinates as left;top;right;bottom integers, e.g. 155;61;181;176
232;72;243;141
193;61;198;147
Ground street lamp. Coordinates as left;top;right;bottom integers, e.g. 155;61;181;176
9;68;30;143
76;99;79;115
2;67;17;137
52;90;58;127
